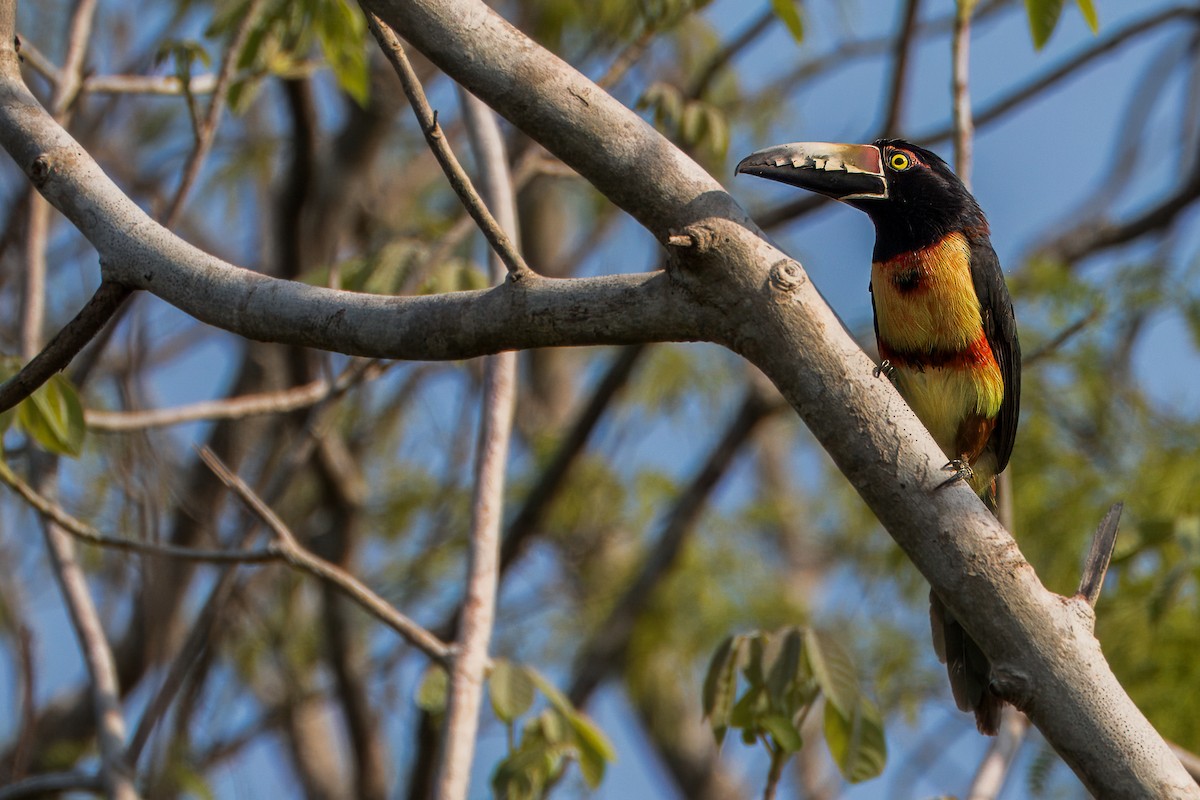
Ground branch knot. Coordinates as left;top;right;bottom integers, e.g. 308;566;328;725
665;224;718;252
990;665;1034;709
768;259;805;293
30;154;51;186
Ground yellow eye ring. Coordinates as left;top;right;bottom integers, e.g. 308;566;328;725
889;152;911;171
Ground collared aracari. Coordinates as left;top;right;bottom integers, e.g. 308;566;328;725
736;139;1021;735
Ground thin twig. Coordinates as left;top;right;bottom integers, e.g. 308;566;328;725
364;11;534;280
499;345;644;571
880;0;921;136
0;770;104;800
85;72;219;96
685;8;774;100
48;0;97;117
21;0;100;358
40;511;138;800
124;560;245;768
163;0;266;226
919;5;1200;146
86;359;383;431
20;188;46;361
198;448;454;666
596;27;656;90
10;622;35;782
18;35;320;98
951;0;975;182
0;281;133;414
433;91;520;800
1023;308;1101;365
966;707;1030;799
0;459;276;563
12;37;60;86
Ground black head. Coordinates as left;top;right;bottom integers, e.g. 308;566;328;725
737;138;988;260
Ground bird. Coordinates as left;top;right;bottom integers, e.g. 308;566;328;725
736;138;1021;735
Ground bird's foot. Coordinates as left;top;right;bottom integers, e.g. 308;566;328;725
873;359;897;383
936;458;974;491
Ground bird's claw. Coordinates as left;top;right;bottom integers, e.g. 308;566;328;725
936;458;974;490
873;359;898;383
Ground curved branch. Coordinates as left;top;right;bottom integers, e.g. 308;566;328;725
0;38;711;359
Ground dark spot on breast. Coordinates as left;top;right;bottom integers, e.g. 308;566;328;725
891;268;922;292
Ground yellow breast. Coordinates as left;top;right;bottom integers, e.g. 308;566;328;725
871;231;981;353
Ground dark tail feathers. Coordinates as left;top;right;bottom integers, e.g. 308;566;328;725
929;589;1003;735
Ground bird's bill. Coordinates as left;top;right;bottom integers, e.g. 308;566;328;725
736;142;888;201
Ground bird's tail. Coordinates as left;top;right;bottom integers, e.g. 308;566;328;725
929;590;1003;735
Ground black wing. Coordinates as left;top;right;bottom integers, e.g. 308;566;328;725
969;236;1020;473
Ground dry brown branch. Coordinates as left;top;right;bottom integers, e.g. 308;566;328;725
366;12;533;280
0;281;132;414
198;448;454;666
433;90;520;800
163;0;266;226
0;458;276;563
0;770;104;800
86;359;383;431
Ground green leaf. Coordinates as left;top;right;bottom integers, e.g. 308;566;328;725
539;708;567;744
415;664;448;715
805;628;858;716
729;684;767;729
823;697;887;783
702;634;740;745
0;356;19;436
680;103;705;147
1024;0;1065;49
519;669;615;790
489;659;536;724
1024;0;1098;48
1075;0;1099;33
760;712;804;754
526;668;573;716
18;374;86;457
1175;515;1200;565
312;0;370;105
742;633;766;687
765;628;803;710
770;0;804;42
565;710;617;788
491;732;563;800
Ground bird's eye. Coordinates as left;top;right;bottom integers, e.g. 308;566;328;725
889;152;911;171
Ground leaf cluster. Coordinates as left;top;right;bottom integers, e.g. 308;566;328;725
417;659;616;799
702;626;886;794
